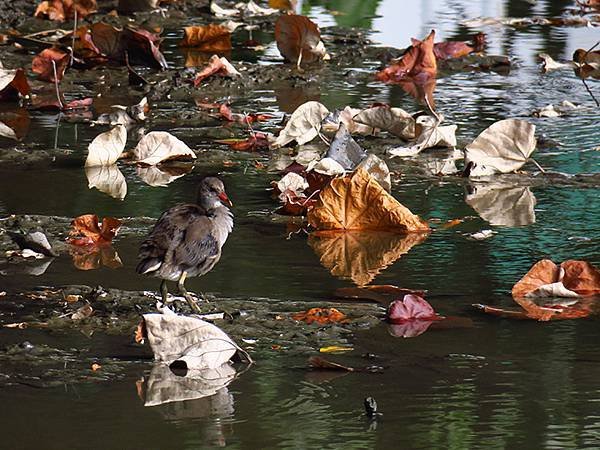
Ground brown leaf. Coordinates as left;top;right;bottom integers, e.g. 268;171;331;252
135;318;147;344
292;307;347;325
67;214;122;246
31;47;70;83
122;27;168;70
433;40;474;60
512;259;600;298
307;168;430;232
179;24;232;52
275;15;328;66
309;231;426;286
376;30;437;83
193;54;240;86
35;0;97;21
0;68;31;101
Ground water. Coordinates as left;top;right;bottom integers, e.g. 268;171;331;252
1;0;600;448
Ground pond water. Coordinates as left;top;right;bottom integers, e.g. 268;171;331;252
1;0;600;448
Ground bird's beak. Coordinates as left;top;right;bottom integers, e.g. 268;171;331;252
219;192;233;207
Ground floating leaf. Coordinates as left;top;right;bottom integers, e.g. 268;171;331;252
179;24;232;52
353;105;416;140
275;15;329;67
388;115;456;157
271;101;329;149
85;125;127;167
464;119;536;177
376;30;437;83
133;131;196;166
67;214;122;246
141;313;241;370
308;168;430;232
433;40;474;60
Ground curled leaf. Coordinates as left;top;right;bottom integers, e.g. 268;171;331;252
353;105;416;140
179;24;232;52
132;131;196;166
271;101;329;149
194;55;240;86
376;30;437;83
85;125;127;167
31;47;70;83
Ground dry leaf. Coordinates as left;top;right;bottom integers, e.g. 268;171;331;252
271;101;329;149
291;307;347;325
465;183;536;227
142;313;240;370
275;15;329;67
85;125;127;167
308;168;430;232
71;303;93;320
85;164;127;200
0;68;30;101
91;363;102;371
67;214;122;246
538;53;576;72
353;105;416;140
35;0;97;21
31;47;70;83
179;24;232;52
308;231;426;286
433;40;474;60
512;260;600;298
376;30;437;83
464;119;536;177
325;123;366;171
194;55;240;86
388;115;456;157
132;131;196;166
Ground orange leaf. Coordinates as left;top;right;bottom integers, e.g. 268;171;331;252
376;30;437;83
307;168;430;232
275;15;328;66
179;24;232;52
67;214;122;246
193;55;239;86
31;47;70;82
35;0;97;21
292;307;347;325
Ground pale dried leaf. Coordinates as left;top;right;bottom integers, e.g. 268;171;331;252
133;132;196;166
85;125;127;167
307;157;345;176
354;106;416;140
271;101;329;149
277;172;308;194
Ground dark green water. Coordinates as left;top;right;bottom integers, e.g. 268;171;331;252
1;1;600;448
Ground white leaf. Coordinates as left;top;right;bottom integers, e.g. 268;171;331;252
277;172;308;194
354;106;416;139
143;313;239;370
0;121;17;140
465;119;536;177
85;164;128;200
137;165;188;187
271;101;329;149
85;125;127;167
469;229;495;240
244;0;278;15
211;1;239;17
307;157;345;176
526;282;581;298
133;131;196;166
389;115;456;157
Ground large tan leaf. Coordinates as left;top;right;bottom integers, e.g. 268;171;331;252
143;313;238;370
275;15;329;66
132;131;196;166
308;231;427;286
465;183;536;226
85;125;127;167
271;101;329;149
308;168;430;232
464;119;536;176
85;164;127;200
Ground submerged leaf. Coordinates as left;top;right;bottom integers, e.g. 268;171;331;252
308;168;430;232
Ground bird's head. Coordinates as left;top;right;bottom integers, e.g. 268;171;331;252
197;177;232;210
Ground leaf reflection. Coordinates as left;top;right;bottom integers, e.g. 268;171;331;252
465;183;536;226
85;165;127;200
70;245;123;270
136;163;194;187
308;231;427;286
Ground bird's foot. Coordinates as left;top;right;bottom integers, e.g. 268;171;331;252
183;292;203;314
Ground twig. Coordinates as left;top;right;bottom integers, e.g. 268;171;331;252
70;9;77;67
424;90;441;124
51;60;64;110
579;40;600;108
529;157;546;174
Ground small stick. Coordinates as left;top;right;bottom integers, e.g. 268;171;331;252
70;8;77;67
529;157;546;174
51;60;64;110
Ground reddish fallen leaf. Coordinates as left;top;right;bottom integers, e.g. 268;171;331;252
193;55;240;86
473;298;594;321
122;27;168;70
387;294;441;322
433;41;474;60
179;24;232;52
512;259;600;298
292;307;347;325
34;0;97;21
275;190;317;216
440;218;464;229
218;103;274;123
376;30;437;84
215;132;270;151
0;68;30;101
135;319;147;344
275;15;328;67
31;47;70;83
67;214;122;246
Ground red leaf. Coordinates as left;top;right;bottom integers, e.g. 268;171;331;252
193;55;238;86
376;30;437;83
387;294;440;322
31;47;70;83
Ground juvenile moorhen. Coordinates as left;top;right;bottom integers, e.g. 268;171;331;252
136;177;233;312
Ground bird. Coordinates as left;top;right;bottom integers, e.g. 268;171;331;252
136;177;233;313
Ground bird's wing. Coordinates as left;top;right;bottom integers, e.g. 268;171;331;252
173;214;220;271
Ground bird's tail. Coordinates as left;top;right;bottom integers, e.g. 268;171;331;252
136;240;162;275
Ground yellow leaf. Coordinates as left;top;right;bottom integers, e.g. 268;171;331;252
308;168;430;232
319;345;353;353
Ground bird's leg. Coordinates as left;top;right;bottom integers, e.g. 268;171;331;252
178;271;202;313
160;280;169;304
